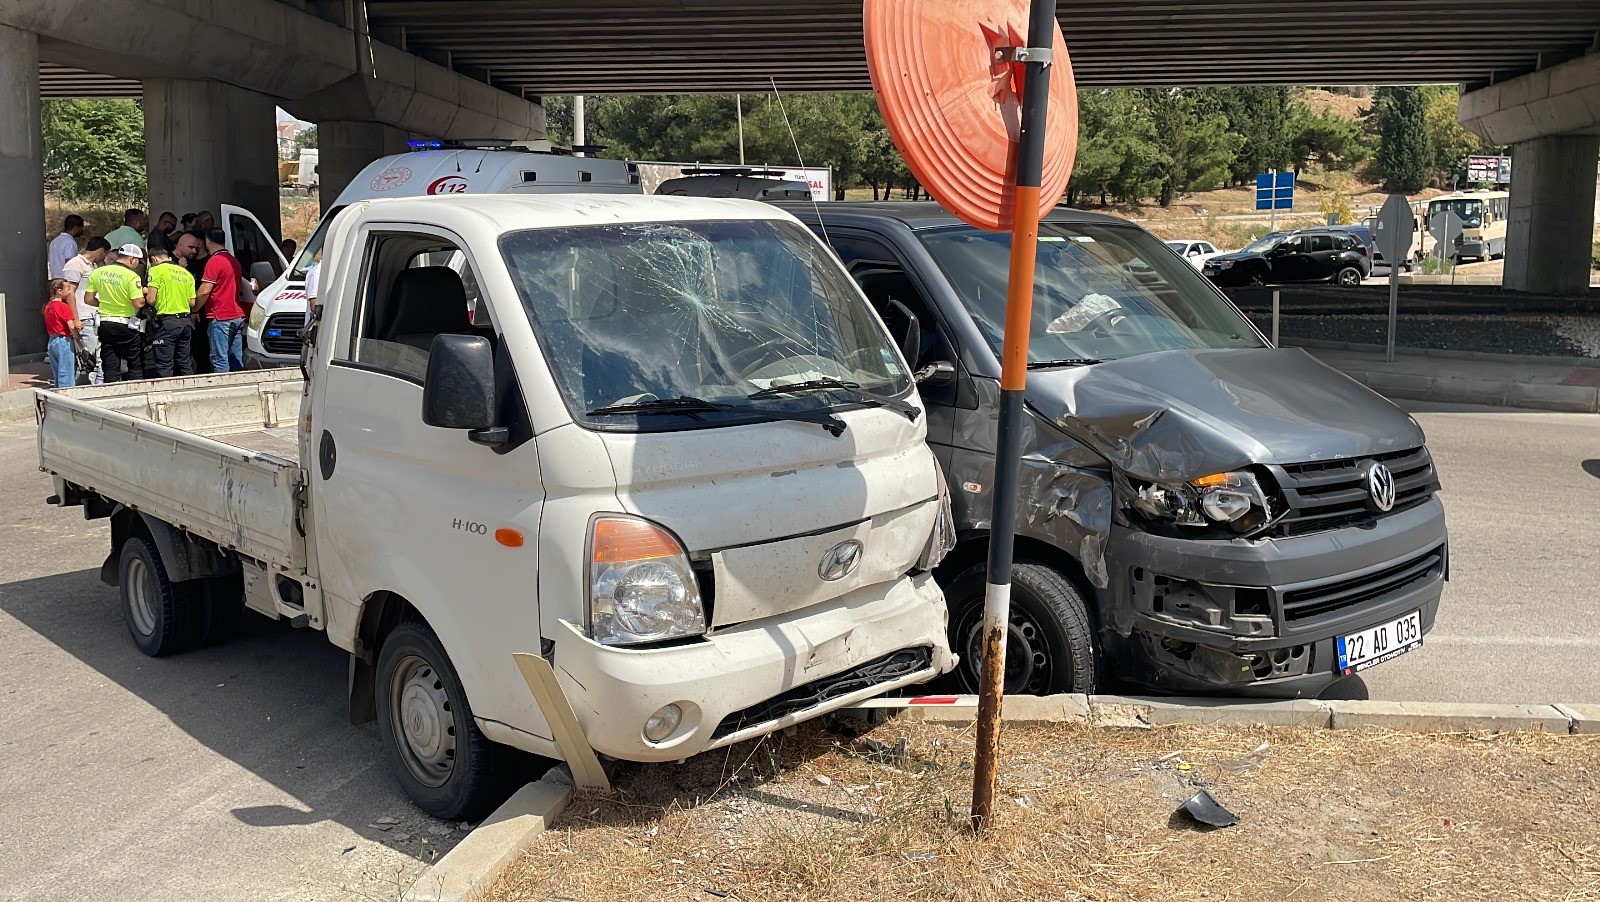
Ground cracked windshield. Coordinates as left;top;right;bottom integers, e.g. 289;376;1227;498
501;219;911;428
919;222;1265;366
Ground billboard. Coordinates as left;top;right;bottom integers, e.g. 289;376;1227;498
634;161;833;202
1467;154;1511;185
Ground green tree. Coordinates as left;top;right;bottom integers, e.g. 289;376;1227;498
1218;87;1293;186
1287;103;1370;173
41;99;147;207
1421;84;1493;187
1373;86;1432;192
1142;88;1241;206
293;124;318;153
1067;89;1160;206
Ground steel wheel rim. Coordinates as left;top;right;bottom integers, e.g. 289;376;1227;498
389;654;456;788
958;603;1057;694
1339;268;1361;286
125;557;157;636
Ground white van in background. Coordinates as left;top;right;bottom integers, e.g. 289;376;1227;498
245;140;642;367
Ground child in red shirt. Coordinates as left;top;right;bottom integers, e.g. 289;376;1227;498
43;278;82;388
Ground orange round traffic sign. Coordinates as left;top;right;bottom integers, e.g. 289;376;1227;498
864;0;1078;232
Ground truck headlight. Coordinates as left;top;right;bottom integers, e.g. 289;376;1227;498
248;302;266;330
588;515;706;646
1131;471;1277;535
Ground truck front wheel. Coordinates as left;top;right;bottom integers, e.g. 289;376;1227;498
119;536;200;657
375;621;508;820
947;561;1097;695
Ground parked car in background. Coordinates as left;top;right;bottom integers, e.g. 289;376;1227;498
1203;229;1371;288
1165;239;1221;270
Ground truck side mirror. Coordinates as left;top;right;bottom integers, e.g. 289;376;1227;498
885;297;922;366
422;334;505;445
250;260;277;287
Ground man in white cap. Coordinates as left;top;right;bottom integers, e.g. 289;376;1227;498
84;244;148;382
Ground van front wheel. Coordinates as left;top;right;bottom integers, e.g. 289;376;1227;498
376;621;509;820
947;561;1097;695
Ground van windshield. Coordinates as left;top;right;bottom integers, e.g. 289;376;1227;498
501;219;912;430
918;222;1265;365
290;205;345;282
1429;199;1484;229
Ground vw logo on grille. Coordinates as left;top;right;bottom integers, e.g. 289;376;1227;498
818;540;864;582
1362;461;1397;512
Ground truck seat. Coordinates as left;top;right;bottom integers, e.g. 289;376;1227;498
384;266;473;351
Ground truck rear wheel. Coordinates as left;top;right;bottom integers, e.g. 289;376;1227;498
375;621;508;820
118;536;200;657
947;561;1097;695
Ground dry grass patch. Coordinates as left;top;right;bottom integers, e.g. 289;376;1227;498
487;719;1600;902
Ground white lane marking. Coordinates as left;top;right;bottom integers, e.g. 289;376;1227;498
1425;635;1600;648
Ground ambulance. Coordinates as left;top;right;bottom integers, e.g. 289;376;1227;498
245;140;642;367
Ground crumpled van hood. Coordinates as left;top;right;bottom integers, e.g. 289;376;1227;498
1025;347;1424;482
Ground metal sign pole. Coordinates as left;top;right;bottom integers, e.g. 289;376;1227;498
971;0;1057;832
0;293;9;388
1386;257;1399;363
1268;168;1277;235
1272;290;1280;346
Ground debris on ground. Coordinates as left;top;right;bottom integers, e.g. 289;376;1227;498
1178;789;1239;829
486;719;1600;902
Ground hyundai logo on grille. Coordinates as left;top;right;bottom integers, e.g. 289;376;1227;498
818;540;864;582
1362;461;1397;512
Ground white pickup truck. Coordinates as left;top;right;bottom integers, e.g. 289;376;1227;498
37;194;956;819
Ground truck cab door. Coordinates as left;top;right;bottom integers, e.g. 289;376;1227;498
305;224;551;737
222;203;291;285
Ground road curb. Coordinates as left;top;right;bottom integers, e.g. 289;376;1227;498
0;389;37;426
403;769;573;902
851;693;1594;735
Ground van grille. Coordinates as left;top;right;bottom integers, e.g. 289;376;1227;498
711;646;932;742
1281;544;1445;622
1269;447;1438;537
261;312;306;356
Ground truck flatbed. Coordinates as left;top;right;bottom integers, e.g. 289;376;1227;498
37;370;308;573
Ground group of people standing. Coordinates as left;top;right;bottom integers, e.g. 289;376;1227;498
43;209;251;389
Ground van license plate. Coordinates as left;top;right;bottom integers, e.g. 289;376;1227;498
1336;610;1422;675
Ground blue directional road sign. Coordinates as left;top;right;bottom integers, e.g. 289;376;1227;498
1255;171;1295;211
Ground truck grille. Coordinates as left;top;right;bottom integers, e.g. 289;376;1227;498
1270;447;1438;537
1281;544;1445;623
261;312;306;356
711;646;933;742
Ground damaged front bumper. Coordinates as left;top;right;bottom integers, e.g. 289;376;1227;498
551;572;954;762
1106;497;1448;697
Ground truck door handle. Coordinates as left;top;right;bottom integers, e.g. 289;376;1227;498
319;430;336;480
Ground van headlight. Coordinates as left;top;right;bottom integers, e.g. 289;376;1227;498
248;302;266;330
588;515;706;646
1130;471;1278;535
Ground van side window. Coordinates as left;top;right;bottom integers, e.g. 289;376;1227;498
345;232;480;383
228;212;283;281
827;234;949;368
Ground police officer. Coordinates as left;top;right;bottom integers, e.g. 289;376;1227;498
84;245;147;383
144;248;197;377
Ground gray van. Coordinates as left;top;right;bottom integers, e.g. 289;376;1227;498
781;203;1447;698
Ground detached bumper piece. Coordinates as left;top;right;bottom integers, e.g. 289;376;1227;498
711;646;933;742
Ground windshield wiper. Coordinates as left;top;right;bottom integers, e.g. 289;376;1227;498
589;396;732;417
1027;358;1102;370
589;395;848;437
747;378;921;423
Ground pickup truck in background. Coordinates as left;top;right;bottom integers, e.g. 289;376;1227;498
780;202;1447;699
37;194;956;818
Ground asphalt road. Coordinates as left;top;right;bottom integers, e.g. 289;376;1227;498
1356;401;1600;705
0;427;466;901
0;400;1595;897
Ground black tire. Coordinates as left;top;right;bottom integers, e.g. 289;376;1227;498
946;561;1097;695
1246;269;1267;287
118;536;201;657
1335;266;1364;287
375;620;510;820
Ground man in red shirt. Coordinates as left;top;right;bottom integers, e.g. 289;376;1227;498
196;228;246;372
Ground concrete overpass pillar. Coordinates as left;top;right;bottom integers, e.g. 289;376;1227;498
1502;134;1600;296
0;23;45;358
317;121;411;214
143;79;281;238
